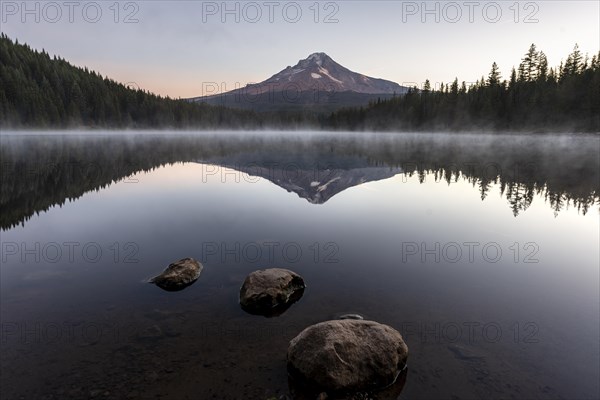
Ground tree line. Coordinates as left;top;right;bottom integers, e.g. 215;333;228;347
330;44;600;132
0;34;598;132
0;33;269;129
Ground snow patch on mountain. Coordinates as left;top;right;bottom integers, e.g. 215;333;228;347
318;67;343;84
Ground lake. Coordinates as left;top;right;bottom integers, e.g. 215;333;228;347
1;131;598;399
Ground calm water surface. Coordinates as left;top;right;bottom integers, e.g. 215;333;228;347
1;131;598;399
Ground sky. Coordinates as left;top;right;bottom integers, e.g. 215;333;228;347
1;0;598;98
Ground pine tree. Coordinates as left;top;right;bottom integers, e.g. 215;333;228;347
563;44;583;76
487;62;502;86
509;67;517;88
423;79;431;93
450;78;459;95
519;43;539;81
537;51;548;81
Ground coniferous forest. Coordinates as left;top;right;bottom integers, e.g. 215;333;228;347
0;33;598;132
331;44;600;132
0;34;265;129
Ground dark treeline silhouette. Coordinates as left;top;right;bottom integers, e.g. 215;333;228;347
2;133;598;229
0;34;319;129
330;44;600;132
0;34;598;131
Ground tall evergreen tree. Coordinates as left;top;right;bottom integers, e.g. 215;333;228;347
519;43;539;81
487;62;502;86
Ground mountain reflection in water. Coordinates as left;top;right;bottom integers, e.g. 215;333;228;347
1;131;598;230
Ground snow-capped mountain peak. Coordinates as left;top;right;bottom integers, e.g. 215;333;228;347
192;52;409;111
306;52;327;66
252;52;405;95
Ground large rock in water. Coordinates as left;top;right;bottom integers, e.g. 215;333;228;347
239;268;305;317
149;258;203;291
287;320;408;393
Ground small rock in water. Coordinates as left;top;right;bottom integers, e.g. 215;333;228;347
287;319;408;393
239;268;305;317
149;258;203;291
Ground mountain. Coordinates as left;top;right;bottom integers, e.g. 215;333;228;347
191;52;409;112
238;52;404;95
208;162;402;204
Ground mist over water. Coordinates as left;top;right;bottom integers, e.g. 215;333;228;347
0;131;598;399
2;131;598;228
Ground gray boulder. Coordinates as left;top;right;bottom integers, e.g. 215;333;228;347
149;258;203;291
239;268;305;317
287;320;408;393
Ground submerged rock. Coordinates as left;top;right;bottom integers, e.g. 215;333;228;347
136;325;164;341
239;268;305;317
336;313;364;320
149;258;203;291
287;320;408;393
